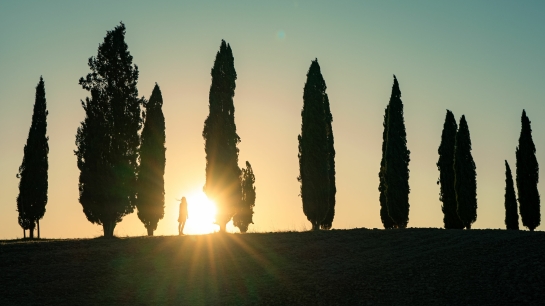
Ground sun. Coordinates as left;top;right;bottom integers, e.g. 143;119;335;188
181;191;219;235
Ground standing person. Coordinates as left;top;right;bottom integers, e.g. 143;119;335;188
178;197;188;235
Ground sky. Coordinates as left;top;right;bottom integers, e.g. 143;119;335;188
1;0;544;239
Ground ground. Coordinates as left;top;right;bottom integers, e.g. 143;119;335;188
1;228;544;305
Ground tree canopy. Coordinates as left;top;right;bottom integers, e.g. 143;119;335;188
17;76;49;238
136;84;166;236
437;110;464;229
379;105;394;229
504;160;519;230
233;161;256;233
203;40;242;232
320;80;336;230
516;110;540;231
298;59;334;230
383;76;410;228
454;115;477;229
75;23;142;238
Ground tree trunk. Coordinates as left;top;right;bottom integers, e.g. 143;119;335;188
29;224;35;239
102;223;110;238
530;228;535;232
37;220;40;239
466;224;471;230
219;222;226;233
311;222;320;231
147;227;154;236
23;229;26;239
110;222;116;237
102;221;116;238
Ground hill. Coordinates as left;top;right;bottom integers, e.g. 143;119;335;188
1;228;544;305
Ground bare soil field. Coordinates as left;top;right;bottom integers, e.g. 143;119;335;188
1;228;544;305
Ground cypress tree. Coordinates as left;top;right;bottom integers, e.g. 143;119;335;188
75;23;142;238
233;161;256;233
516;110;540;231
379;105;394;229
203;40;242;233
437;110;464;229
384;75;410;228
16;76;49;239
136;84;166;236
504;160;519;230
454;115;477;229
298;59;330;230
320;91;336;230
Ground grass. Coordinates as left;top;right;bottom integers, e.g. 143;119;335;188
1;228;544;305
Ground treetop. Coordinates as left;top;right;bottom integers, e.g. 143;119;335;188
391;75;401;99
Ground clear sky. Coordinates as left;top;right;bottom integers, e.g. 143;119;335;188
1;0;544;238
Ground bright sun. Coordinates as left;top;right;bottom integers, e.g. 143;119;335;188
182;191;219;235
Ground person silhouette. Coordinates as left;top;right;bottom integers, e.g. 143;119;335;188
178;197;189;235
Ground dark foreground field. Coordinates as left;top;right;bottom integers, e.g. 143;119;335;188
1;228;544;305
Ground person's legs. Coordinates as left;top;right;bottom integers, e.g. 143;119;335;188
178;222;182;235
180;219;186;235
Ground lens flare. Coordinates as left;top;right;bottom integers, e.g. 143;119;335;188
182;191;219;235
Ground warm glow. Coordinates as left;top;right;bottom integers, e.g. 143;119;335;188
181;191;219;235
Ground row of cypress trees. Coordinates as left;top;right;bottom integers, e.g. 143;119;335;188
16;25;259;238
15;23;540;237
75;27;257;236
378;79;540;231
436;109;541;231
202;50;339;232
504;111;541;231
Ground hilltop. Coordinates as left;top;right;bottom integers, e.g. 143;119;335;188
1;228;544;305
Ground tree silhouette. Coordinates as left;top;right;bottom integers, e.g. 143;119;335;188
16;76;49;239
437;110;464;229
75;23;142;238
320;90;336;230
136;84;166;236
516;110;540;231
203;40;242;233
234;161;256;233
504;160;519;230
454;115;477;229
379;105;394;229
383;75;410;228
298;59;332;230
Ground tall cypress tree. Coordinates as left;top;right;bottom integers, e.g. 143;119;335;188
203;40;242;233
16;76;49;239
384;75;410;228
516;110;540;231
437;110;464;229
379;105;394;229
75;23;142;238
298;59;331;230
454;115;477;229
504;160;519;230
320;90;336;230
233;161;256;233
136;84;166;236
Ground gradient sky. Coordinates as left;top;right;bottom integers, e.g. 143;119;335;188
1;1;544;239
